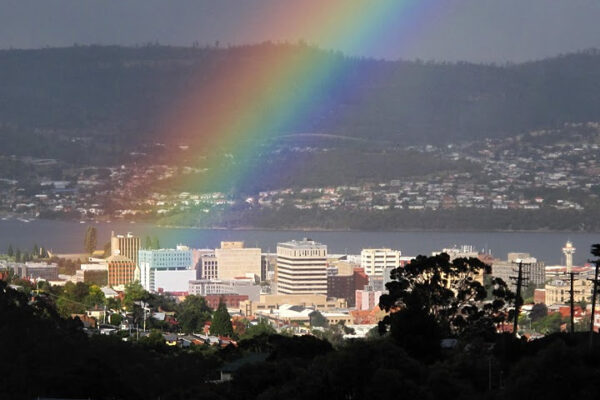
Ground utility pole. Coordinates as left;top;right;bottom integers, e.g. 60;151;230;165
570;272;576;334
589;244;600;350
510;260;530;336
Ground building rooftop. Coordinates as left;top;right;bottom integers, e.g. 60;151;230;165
277;238;327;250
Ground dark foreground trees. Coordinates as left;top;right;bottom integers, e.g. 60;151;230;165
378;253;514;360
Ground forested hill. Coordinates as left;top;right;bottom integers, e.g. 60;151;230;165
2;44;600;145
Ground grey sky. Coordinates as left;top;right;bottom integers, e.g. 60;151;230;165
1;0;599;63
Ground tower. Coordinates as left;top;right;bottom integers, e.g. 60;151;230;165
563;241;576;273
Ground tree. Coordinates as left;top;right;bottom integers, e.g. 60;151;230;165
379;253;514;344
309;310;329;328
178;295;212;334
15;249;21;262
32;243;39;258
7;244;13;257
532;313;564;334
109;313;123;326
240;320;276;340
83;226;97;254
123;281;149;311
530;303;548;323
85;285;106;309
152;236;160;250
145;236;153;249
210;301;233;337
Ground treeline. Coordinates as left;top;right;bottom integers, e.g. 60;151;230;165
159;206;599;232
2;44;600;150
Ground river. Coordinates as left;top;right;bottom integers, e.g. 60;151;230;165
1;218;599;265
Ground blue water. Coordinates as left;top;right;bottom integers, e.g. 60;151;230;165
1;219;598;265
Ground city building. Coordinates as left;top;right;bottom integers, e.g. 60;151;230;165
75;262;108;285
215;241;262;280
204;294;249;309
492;253;546;291
9;262;59;281
360;248;401;277
199;252;218;280
188;277;261;300
106;254;136;288
276;238;328;295
355;287;383;311
545;277;592;306
139;246;194;292
110;232;141;267
239;294;347;317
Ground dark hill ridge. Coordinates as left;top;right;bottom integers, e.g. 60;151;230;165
1;44;600;145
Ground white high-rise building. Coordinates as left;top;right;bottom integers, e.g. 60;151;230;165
277;239;327;295
361;248;401;277
138;245;194;292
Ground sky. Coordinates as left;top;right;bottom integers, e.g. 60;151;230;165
1;0;600;63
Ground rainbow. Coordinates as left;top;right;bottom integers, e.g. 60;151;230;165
158;0;429;197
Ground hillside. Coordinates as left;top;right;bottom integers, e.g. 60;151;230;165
2;44;600;147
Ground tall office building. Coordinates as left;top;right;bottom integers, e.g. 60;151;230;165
360;248;401;277
200;252;219;280
492;253;545;291
106;254;136;288
277;238;327;295
111;232;141;267
215;241;261;280
138;246;194;292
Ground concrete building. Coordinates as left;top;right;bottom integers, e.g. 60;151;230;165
75;262;108;285
239;294;347;317
254;304;352;327
110;232;140;267
355;288;383;311
139;246;194;292
492;253;546;291
545;277;592;306
9;262;58;281
199;252;218;280
360;248;401;277
215;241;261;280
106;254;136;288
205;294;249;309
188;277;261;300
277;238;327;295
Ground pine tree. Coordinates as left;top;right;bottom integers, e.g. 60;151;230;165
84;226;97;254
152;236;160;250
15;249;21;262
32;244;39;258
145;236;152;249
210;301;233;337
7;244;13;258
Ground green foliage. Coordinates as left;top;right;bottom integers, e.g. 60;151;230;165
240;320;276;341
7;244;13;258
531;312;564;334
109;313;123;326
309;310;329;328
210;301;233;337
177;295;212;334
122;281;149;311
